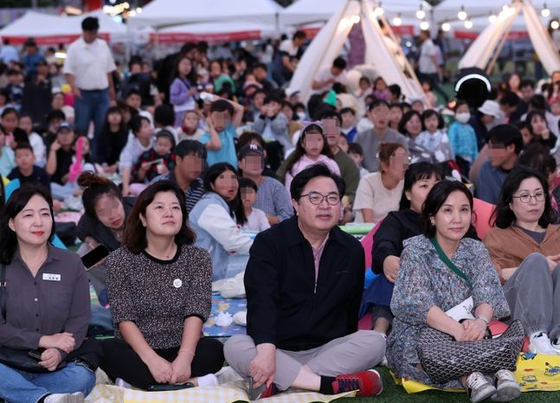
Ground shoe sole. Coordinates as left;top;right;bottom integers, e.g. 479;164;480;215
356;369;383;397
491;382;521;402
470;385;497;403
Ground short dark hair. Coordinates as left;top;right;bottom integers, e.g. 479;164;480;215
1;107;18;119
252;62;267;72
421;109;445;130
339;107;355;116
488;124;523;155
499;91;520;107
317;108;342;126
125;89;141;99
47;110;66;124
454;99;469;111
422;180;476;238
528;94;547;111
332;57;347;70
517;142;557;177
520;79;535;89
78;171;122;220
0;185;55;264
210;99;234;115
123;181;195;254
368;100;390;111
293;30;306;40
82;16;99;32
175;139;206;160
14;142;34;155
264;94;282;105
348;142;363;156
239;177;258;192
399;162;443;210
398;110;422;136
129;115;150;135
492;167;556;229
154;104;175;127
290;163;345;201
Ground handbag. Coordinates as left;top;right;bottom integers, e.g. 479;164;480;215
417;319;524;384
0;264;102;373
416;238;524;383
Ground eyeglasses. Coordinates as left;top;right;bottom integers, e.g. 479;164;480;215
512;191;545;203
300;192;341;206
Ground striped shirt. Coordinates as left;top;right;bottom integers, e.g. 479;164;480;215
253;176;294;222
152;171;205;214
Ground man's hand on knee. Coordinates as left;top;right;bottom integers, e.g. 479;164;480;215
249;343;276;388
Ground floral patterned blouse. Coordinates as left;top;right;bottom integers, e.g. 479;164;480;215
387;235;510;388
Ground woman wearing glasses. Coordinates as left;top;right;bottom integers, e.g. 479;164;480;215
353;143;409;224
484;167;560;355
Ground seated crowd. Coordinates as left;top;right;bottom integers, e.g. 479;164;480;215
2;19;560;403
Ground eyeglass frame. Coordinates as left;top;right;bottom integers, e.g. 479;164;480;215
511;191;546;203
299;191;341;206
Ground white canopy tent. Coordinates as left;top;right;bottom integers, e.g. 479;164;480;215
151;21;277;44
286;0;424;104
458;1;560;75
127;0;282;29
0;10;127;45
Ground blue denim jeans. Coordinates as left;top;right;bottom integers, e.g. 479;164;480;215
74;88;110;161
0;362;96;403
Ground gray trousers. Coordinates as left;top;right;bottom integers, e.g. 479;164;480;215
223;330;386;391
504;253;560;338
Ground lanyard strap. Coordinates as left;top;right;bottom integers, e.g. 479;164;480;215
430;237;472;289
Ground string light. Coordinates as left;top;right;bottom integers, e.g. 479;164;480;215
350;15;361;24
375;2;384;16
552;20;560;30
393;13;402;26
542;3;551;18
464;18;473;29
458;6;467;21
442;22;451;32
416;5;426;20
420;20;430;30
489;13;498;23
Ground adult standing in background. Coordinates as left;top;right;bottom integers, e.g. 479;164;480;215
64;17;116;159
272;31;306;87
0;39;18;65
417;30;448;103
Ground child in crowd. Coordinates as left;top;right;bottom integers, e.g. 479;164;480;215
43;110;66;149
119;115;154;196
239;177;270;232
410;99;424;114
340;107;358;143
253;94;291;156
421;80;437;107
126;89;152;123
97;106;128;174
348;143;370;178
19;113;46;166
45;122;78;200
153;104;179;144
389;103;403;131
283;122;341;191
200;96;244;168
0;123;15;177
448;100;478;175
1;107;19;148
514;121;533;147
8;142;50;190
170;54;198;127
355;76;373;116
178;110;204;142
526;110;557;150
417;109;454;162
373;77;390;102
338;135;349;153
131;130;176;185
5;69;23;108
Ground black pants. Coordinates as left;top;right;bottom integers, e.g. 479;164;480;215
100;337;224;390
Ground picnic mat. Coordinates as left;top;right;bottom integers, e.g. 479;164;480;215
203;292;247;338
396;352;560;394
86;367;355;403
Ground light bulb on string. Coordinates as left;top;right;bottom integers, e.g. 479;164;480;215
489;13;497;23
552;20;560;30
542;3;551;18
351;14;361;24
393;13;402;26
464;18;473;29
420;20;430;30
416;5;426;20
458;6;467;21
442;22;451;32
375;2;384;16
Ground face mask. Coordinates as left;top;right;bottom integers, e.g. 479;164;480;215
455;112;471;124
296;112;306;121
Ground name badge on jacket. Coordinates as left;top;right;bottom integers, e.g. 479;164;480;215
42;273;61;282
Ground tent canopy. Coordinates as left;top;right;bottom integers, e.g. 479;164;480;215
0;10;127;45
152;21;277;44
128;0;282;29
458;1;560;75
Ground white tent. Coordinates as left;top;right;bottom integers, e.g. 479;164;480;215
152;21;277;44
128;0;282;29
287;0;424;103
458;1;560;74
0;10;127;45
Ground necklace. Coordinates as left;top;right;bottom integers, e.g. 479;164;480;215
146;243;177;260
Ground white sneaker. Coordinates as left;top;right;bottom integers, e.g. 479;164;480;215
529;332;559;356
491;370;521;402
466;372;496;403
551;338;560;354
115;377;133;389
44;392;84;403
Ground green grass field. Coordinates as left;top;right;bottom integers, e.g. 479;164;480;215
335;367;560;403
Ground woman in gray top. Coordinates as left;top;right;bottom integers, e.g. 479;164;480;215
0;185;94;403
100;180;224;390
